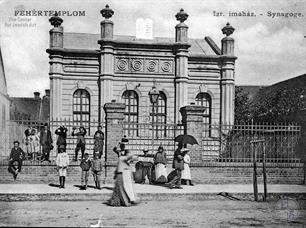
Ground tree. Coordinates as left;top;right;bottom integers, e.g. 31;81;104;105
234;87;252;123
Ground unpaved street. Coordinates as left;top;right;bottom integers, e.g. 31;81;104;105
0;199;305;227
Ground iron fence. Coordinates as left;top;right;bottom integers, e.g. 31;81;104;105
2;118;104;160
1;118;303;165
203;122;302;163
123;122;185;160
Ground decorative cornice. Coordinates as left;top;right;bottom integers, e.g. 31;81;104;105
46;48;100;56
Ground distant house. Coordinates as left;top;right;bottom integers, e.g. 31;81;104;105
0;47;10;155
10;90;50;122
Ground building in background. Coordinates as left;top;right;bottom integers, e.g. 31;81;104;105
10;90;50;122
0;47;10;155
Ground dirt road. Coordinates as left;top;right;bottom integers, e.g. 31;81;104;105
1;198;305;227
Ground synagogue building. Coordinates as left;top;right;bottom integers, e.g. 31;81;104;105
47;5;237;135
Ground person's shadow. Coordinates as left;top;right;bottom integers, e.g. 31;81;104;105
48;183;60;188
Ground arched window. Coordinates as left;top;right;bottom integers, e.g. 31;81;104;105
73;89;90;130
195;92;212;137
151;92;167;137
122;90;139;135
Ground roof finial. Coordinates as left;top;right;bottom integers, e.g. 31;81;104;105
175;8;188;23
222;22;235;36
100;4;114;19
49;12;63;27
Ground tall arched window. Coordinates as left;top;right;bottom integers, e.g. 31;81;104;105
73;89;90;130
195;92;212;137
122;90;139;135
151;92;167;137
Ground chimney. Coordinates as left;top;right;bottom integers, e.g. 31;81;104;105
34;92;40;99
45;89;50;97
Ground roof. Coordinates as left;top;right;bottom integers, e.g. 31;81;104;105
10;96;50;121
63;33;218;55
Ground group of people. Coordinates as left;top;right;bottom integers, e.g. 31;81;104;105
8;124;105;183
134;142;193;188
54;125;104;189
8;127;194;208
22;123;53;162
106;138;194;207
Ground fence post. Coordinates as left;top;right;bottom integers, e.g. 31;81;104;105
252;142;258;201
262;142;267;201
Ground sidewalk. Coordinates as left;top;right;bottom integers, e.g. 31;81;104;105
0;183;305;201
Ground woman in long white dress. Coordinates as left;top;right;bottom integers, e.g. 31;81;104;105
181;148;194;186
108;147;139;206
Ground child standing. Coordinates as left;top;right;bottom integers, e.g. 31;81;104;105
80;153;91;190
91;152;103;189
181;148;194;186
55;146;70;188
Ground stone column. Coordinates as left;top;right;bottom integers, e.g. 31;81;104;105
103;102;125;164
174;9;190;123
221;22;236;125
180;105;205;163
48;13;64;119
98;5;115;122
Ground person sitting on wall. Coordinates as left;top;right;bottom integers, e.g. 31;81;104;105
134;149;154;184
55;125;68;153
8;141;25;181
72;126;87;161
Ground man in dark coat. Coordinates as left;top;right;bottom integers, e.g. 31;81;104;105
8;141;25;180
40;123;53;162
168;143;184;189
55;125;68;153
72;126;87;161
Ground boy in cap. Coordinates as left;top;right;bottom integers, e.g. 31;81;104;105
91;152;103;189
8;141;25;180
80;153;91;190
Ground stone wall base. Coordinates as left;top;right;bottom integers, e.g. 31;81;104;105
0;164;304;185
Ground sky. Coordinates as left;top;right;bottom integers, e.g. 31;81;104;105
0;0;305;97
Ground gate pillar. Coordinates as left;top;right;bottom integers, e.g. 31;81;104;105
180;105;205;163
103;102;126;164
